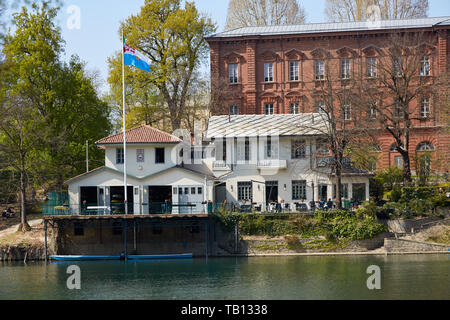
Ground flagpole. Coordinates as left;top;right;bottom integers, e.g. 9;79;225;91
122;30;128;216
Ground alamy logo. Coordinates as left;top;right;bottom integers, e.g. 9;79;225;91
67;5;81;30
66;265;81;290
366;265;381;290
366;5;382;29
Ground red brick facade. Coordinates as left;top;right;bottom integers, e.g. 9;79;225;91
206;22;450;174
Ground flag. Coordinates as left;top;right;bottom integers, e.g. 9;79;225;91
123;41;151;73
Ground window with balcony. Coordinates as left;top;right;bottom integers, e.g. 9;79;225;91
290;102;299;114
236;138;250;161
264;103;274;115
340;59;350;79
292;180;306;200
315;60;325;80
420;56;430;76
116;148;124;164
367;57;377;78
229;64;238;84
289;61;299;81
264;63;274;82
420;98;430;118
291;140;306;159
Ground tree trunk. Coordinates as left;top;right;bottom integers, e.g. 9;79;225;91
402;152;412;186
335;163;343;210
17;159;30;232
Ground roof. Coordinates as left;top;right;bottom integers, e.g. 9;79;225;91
96;125;181;145
207;16;450;39
205;114;327;139
65;165;216;185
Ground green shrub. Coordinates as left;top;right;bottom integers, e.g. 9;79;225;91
386;184;402;202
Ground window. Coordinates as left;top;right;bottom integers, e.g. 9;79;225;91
290;102;299;114
416;142;434;151
229;105;239;115
238;182;252;201
368;156;378;172
264;63;273;82
237;138;250;161
264;103;274;115
229;64;238;83
341;59;350;79
394;101;404;118
178;187;183;195
74;223;84;236
420;56;430;76
155;148;165;163
316;101;326;114
420;98;430;118
292;180;306;200
291;140;306;159
184;187;189;195
367;57;377;77
369;102;377;119
191;187;196;194
316;139;329;155
197;187;203;194
393;56;403;77
289;61;299;81
315;60;325;80
264;136;277;158
343;105;351;120
116;148;124;164
136;149;144;163
394;156;404;168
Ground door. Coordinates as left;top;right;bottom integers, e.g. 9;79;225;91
133;186;141;215
97;187;106;215
266;181;278;204
319;185;327;202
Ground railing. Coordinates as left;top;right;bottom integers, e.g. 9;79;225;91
42;202;211;216
212;160;231;171
257;159;287;169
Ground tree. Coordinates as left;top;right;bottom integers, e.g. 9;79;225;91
0;2;112;230
108;0;216;131
325;0;428;22
225;0;306;29
355;32;441;185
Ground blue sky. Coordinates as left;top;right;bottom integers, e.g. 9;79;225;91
8;0;450;93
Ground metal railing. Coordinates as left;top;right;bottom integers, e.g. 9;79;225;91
42;201;211;216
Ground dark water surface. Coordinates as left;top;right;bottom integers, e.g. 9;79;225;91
0;254;448;300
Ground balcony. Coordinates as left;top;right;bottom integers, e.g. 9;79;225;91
316;157;351;168
257;159;287;169
212;160;231;171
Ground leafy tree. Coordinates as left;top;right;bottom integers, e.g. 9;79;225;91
108;0;216;131
225;0;306;29
0;2;111;229
325;0;428;22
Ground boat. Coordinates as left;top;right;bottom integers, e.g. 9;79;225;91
49;253;193;261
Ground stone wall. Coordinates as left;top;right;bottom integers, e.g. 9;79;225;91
386;217;449;233
0;245;46;261
384;238;448;252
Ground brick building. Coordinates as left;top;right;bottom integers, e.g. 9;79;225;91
206;17;450;174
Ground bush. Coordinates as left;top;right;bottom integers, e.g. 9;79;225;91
386;184;402;202
375;166;403;191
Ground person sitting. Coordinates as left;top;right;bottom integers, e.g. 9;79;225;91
309;200;316;212
327;199;334;210
2;207;14;218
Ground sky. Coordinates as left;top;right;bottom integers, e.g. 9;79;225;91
6;0;450;93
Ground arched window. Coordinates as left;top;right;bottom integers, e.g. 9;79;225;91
416;142;434;152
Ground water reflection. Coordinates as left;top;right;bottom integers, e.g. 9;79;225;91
0;254;448;300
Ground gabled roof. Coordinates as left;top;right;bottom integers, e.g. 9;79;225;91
96;125;181;145
207;16;450;39
205;114;327;139
65;166;216;185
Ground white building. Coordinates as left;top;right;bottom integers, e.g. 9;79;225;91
65;115;371;215
66;125;215;215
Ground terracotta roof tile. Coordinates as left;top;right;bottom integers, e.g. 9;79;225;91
96;125;182;145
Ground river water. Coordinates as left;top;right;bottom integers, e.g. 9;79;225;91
0;254;448;300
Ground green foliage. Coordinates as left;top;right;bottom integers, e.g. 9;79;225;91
369;178;384;202
375;166;403;192
354;200;377;219
386;184;402;202
108;0;216;130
